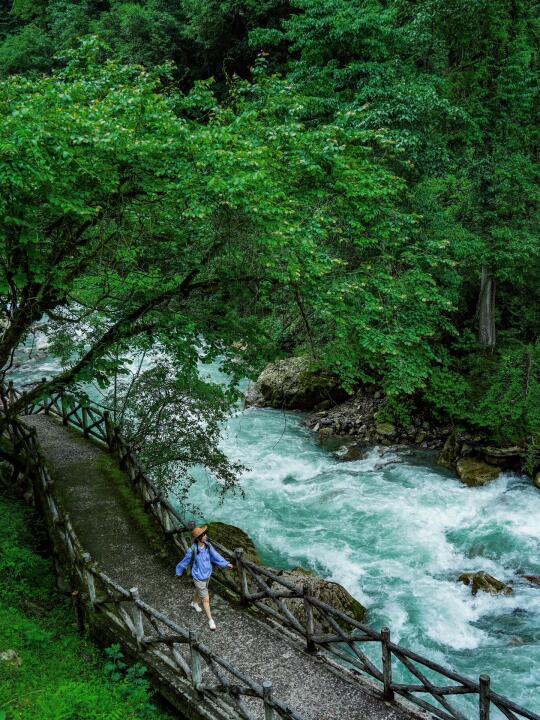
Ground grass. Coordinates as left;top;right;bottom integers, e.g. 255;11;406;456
0;493;172;720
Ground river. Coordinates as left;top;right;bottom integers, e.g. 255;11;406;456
11;346;540;713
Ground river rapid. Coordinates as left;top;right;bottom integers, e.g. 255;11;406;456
11;348;540;712
187;365;540;714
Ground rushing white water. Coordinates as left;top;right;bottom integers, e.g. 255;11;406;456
185;369;540;713
11;347;540;712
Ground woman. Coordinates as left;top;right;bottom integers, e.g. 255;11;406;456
175;525;233;630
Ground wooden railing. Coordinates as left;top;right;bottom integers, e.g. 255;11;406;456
3;395;303;720
5;379;540;720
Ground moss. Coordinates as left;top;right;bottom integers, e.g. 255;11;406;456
95;456;165;550
348;595;368;623
207;521;261;564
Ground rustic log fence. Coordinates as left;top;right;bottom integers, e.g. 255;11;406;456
3;390;303;720
4;380;540;720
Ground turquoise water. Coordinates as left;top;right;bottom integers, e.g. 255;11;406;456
184;368;540;713
11;347;540;712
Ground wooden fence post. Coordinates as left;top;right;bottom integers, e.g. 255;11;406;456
103;411;113;449
60;392;68;425
381;627;394;701
82;553;96;607
82;406;89;437
72;589;85;634
303;584;316;653
189;630;202;690
479;674;490;720
42;378;49;414
129;587;145;648
262;680;275;720
235;548;249;606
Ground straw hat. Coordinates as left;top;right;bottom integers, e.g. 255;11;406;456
191;525;208;542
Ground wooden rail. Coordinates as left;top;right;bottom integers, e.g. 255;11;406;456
4;379;540;720
3;394;303;720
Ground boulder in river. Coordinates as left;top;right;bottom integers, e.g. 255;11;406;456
333;442;366;461
244;356;348;410
265;567;367;632
459;571;513;596
522;575;540;588
207;521;261;565
456;458;500;486
533;472;540;490
438;431;461;470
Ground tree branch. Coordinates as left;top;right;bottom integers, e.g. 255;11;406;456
6;240;225;416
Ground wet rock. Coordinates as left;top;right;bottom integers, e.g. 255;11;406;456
459;571;513;596
438;431;460;470
508;636;529;647
244;356;347;410
314;399;333;412
533;472;540;490
266;567;367;631
482;446;525;468
333;443;366;461
0;649;22;667
206;521;261;565
456;458;501;486
522;575;540;588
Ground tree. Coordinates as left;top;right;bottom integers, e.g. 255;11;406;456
0;40;409;432
103;360;245;504
254;0;539;445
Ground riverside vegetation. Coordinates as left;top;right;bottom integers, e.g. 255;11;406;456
0;2;538;714
0;0;538;490
0;490;170;719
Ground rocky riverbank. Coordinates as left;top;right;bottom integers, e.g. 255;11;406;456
207;520;368;624
246;356;538;487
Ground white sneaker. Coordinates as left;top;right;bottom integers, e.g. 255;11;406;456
190;601;202;613
208;618;216;631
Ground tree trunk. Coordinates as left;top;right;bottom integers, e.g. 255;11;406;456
478;266;496;348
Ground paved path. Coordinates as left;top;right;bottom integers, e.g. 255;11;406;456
26;414;418;720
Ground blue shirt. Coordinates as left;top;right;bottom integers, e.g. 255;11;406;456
175;542;229;581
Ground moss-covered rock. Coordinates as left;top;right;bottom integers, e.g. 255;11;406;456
456;458;501;486
533;472;540;489
206;521;261;564
244;356;348;410
438;431;460;470
264;567;367;632
459;571;512;596
375;421;395;437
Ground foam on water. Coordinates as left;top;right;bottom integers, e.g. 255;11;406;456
9;349;540;711
185;402;540;711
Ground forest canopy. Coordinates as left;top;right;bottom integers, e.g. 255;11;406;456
0;0;538;471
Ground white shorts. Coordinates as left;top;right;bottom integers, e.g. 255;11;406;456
193;578;210;599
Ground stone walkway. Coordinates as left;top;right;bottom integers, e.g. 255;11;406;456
26;414;420;720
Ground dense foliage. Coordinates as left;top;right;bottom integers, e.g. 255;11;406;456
0;494;168;719
0;0;538;455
